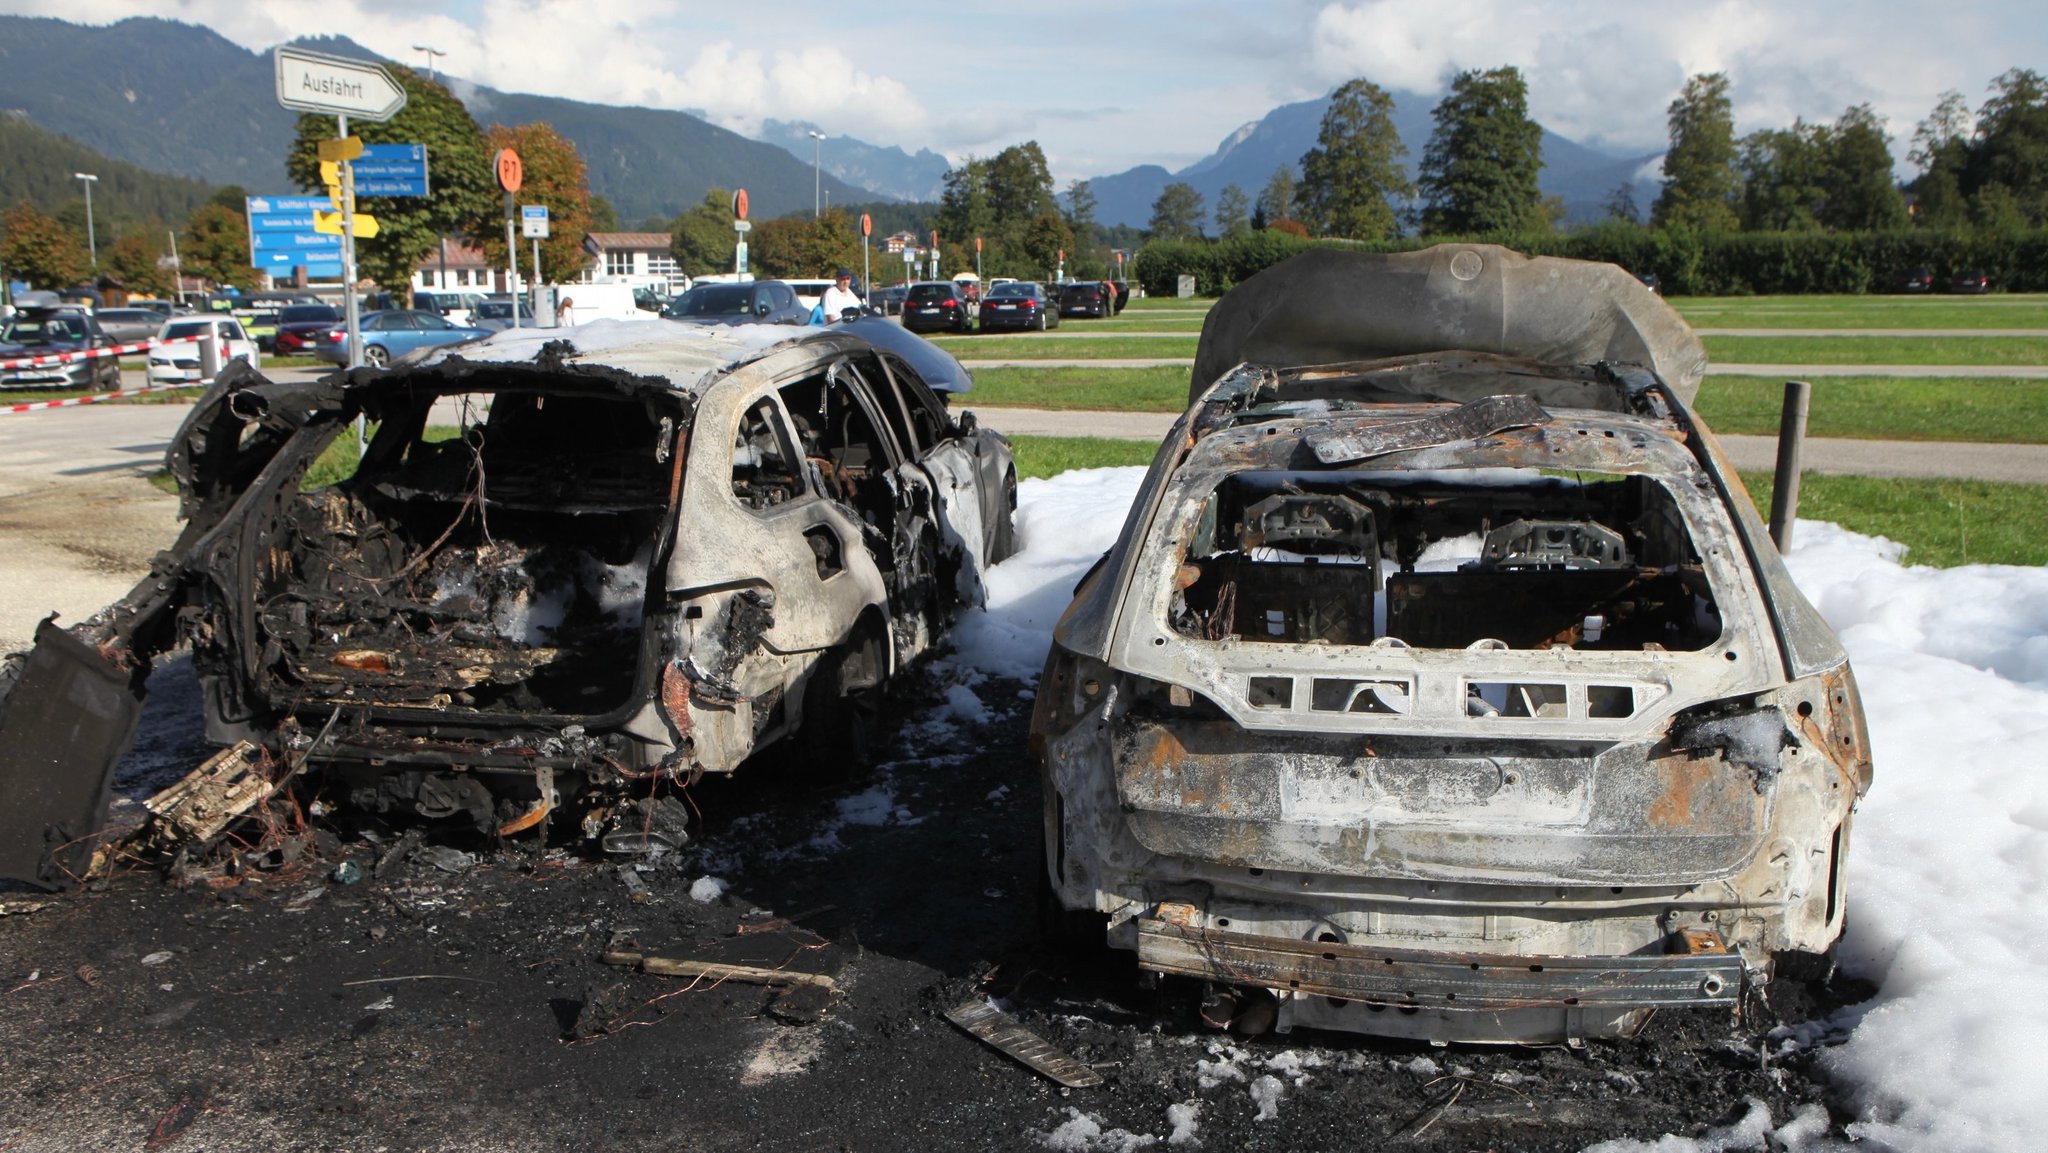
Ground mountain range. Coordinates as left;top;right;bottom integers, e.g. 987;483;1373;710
0;14;1658;230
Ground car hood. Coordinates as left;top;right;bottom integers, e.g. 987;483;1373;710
1190;245;1708;405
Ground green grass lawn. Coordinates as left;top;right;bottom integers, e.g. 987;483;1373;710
969;366;1191;411
1702;334;2048;365
1008;436;2044;567
935;335;1195;360
1694;376;2048;443
1676;294;2048;329
1079;315;1208;333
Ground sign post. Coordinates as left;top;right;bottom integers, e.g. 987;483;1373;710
859;213;872;298
521;205;549;319
732;188;751;279
929;231;940;282
273;46;406;372
975;235;982;283
495;150;524;327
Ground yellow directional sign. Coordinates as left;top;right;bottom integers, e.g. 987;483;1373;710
317;136;364;163
313;210;379;238
326;184;345;210
319;160;342;186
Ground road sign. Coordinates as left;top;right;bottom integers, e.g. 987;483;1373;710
860;213;872;238
495;149;523;194
314;210;380;239
733;220;752;233
246;194;343;276
274;46;407;121
521;205;550;239
733;189;749;220
351;144;430;198
318;136;364;163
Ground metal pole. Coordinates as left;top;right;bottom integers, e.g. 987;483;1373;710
1768;380;1812;552
75;173;98;270
809;131;824;218
338;115;362;370
167;229;184;306
862;234;869;301
529;237;542;318
505;191;519;328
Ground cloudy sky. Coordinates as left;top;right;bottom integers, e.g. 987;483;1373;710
7;0;2041;182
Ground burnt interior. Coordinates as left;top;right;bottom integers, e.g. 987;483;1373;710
250;385;684;719
1171;469;1720;651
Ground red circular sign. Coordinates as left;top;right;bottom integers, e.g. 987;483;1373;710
930;231;939;248
860;213;872;238
494;149;523;194
975;236;982;253
733;189;749;221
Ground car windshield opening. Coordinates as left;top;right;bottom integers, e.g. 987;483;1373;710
1169;468;1721;652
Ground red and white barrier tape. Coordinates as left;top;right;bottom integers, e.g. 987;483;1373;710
0;332;206;372
0;381;204;416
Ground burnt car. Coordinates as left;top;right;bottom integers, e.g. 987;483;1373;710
0;320;1017;887
1031;245;1872;1045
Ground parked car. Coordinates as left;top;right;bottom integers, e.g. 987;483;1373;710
0;306;121;390
270;304;342;356
473;299;536;331
901;281;974;333
147;315;260;386
89;307;167;345
1949;269;1991;294
978;281;1060;332
412;290;488;326
1058;281;1112;318
870;284;909;316
0;320;1017;886
1894;268;1936;293
1031;245;1872;1046
661;280;809;326
310;309;491;368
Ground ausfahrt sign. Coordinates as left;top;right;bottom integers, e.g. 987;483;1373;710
274;46;408;122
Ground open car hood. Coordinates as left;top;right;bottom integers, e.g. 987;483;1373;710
1189;245;1707;405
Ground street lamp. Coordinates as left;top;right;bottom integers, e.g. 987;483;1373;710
413;44;446;80
808;130;825;218
74;173;98;271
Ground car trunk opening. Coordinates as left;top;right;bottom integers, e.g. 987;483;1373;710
224;376;690;730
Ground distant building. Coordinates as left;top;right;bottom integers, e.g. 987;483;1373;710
411;239;500;294
882;230;919;255
577;232;687;293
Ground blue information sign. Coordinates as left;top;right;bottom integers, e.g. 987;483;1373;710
352;143;430;198
246;194;342;277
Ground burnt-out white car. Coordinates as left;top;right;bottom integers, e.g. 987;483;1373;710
1032;246;1871;1044
0;317;1015;886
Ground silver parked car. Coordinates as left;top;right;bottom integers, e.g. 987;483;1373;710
0;320;1017;886
1032;245;1872;1045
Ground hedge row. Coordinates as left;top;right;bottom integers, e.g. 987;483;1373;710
1132;227;2048;297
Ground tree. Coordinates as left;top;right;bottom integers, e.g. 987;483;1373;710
1417;67;1545;235
104;229;173;298
670;188;741;275
1909;91;1974;228
1255;166;1297;229
1214;184;1251;236
1738;122;1829;231
1653;73;1741;231
472;122;594;284
1297;78;1411;239
1820;105;1908;231
1968;68;2048;225
934;157;994;259
1020;212;1076;278
1604;181;1641;224
588;195;621;233
1063;178;1097;241
285;66;496;289
180;202;254;288
0;203;86;289
1148;182;1206;240
751;208;862;279
986;143;1059;226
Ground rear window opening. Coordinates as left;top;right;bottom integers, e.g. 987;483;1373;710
1169;469;1722;651
252;384;686;720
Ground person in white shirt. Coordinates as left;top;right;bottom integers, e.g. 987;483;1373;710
819;269;862;323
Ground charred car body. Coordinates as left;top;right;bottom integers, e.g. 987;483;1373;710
0;318;1015;886
1031;246;1872;1044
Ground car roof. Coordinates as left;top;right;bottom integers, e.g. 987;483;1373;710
417;315;973;394
1190;244;1707;405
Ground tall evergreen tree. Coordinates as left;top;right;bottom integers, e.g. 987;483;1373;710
1653;73;1741;231
1147;183;1206;241
1297;79;1411;240
285;66;496;289
1416;67;1544;235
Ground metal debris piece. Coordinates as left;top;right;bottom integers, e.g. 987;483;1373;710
944;999;1104;1089
142;741;277;848
1304;393;1551;463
